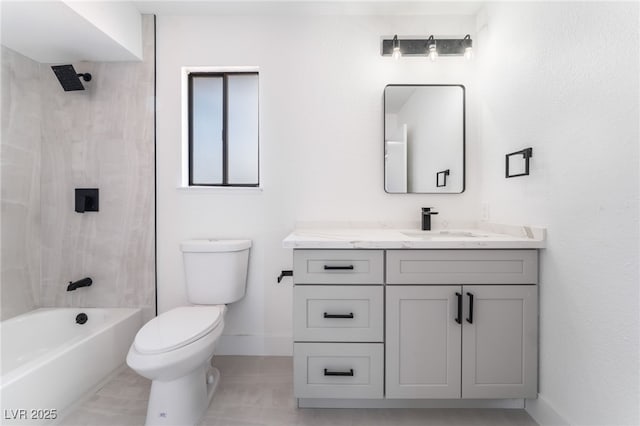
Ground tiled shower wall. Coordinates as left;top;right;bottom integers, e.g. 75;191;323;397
1;47;42;320
1;15;155;320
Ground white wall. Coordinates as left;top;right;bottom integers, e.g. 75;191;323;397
63;1;143;59
477;3;639;425
156;14;478;354
1;0;143;62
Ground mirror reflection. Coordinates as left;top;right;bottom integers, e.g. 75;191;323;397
384;85;465;193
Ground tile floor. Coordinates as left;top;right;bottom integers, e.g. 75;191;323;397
62;356;538;426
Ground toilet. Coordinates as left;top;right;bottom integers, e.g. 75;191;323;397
127;239;251;426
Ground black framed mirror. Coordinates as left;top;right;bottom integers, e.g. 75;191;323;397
384;84;465;193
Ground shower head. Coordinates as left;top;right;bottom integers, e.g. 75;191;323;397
51;65;92;91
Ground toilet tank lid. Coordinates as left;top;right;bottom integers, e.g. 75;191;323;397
181;239;252;253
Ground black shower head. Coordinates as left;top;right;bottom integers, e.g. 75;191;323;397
51;65;92;91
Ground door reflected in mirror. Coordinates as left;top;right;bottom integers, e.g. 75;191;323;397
384;85;465;193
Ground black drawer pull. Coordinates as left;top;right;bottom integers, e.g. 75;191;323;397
324;368;354;377
323;265;355;270
466;292;474;324
323;312;354;319
455;292;462;324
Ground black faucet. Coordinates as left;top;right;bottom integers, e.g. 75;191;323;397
421;207;439;231
67;277;92;291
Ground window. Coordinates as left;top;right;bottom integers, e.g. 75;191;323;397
188;71;259;186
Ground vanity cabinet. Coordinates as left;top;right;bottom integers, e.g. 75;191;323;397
291;247;539;403
386;284;537;399
293;249;385;399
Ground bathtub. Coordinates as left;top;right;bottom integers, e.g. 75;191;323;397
0;308;142;425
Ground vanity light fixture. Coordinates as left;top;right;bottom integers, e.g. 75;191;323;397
381;34;474;61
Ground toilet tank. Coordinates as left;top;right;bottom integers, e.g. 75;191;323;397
180;239;251;304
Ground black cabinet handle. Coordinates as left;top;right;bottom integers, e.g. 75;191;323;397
324;368;354;376
466;292;474;324
323;312;354;319
455;292;462;324
324;265;355;270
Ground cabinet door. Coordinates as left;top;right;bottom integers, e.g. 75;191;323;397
462;285;538;399
386;286;461;399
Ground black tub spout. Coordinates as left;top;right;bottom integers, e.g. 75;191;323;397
67;277;92;291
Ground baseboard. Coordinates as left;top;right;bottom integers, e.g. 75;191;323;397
298;398;525;409
214;334;292;356
525;395;570;426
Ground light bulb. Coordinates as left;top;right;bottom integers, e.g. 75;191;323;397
462;34;473;61
426;35;437;62
392;35;401;60
429;46;438;62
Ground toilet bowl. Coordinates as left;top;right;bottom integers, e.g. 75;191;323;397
127;306;226;425
127;239;251;426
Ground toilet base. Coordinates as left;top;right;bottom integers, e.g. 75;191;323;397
144;363;220;426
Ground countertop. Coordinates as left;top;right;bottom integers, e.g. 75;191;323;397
283;222;546;249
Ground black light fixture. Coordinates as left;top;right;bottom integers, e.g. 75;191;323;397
381;34;473;61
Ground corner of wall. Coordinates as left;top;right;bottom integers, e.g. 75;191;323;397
525;396;570;426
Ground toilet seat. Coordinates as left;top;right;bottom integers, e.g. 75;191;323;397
134;306;224;355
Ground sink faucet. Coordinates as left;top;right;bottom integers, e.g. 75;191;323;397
67;277;92;291
421;207;439;231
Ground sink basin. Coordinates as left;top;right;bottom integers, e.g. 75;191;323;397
401;230;487;239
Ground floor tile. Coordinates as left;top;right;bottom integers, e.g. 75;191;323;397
61;356;538;426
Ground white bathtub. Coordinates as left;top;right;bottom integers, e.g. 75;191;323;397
0;308;142;425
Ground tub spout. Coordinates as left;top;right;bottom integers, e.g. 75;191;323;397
67;277;92;291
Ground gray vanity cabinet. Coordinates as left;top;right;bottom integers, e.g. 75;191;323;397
385;284;537;399
292;248;539;402
385;250;538;400
385;285;462;399
461;285;538;399
292;250;385;399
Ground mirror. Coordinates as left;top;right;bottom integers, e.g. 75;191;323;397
384;85;465;193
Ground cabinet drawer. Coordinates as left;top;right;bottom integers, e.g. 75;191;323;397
293;250;384;284
386;250;538;284
293;342;383;399
294;286;383;342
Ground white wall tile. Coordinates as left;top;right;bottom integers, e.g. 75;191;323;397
1;46;42;320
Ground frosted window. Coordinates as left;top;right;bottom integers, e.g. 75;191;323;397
227;74;259;184
188;72;259;186
191;76;223;184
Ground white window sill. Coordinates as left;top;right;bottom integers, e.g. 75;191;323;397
176;185;263;194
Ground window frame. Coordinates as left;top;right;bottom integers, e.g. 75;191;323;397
184;68;260;188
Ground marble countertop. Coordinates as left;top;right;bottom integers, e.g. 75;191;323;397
283;222;546;249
